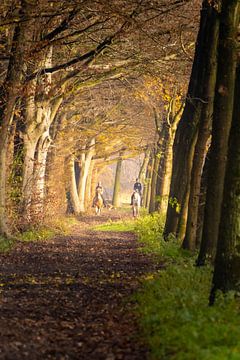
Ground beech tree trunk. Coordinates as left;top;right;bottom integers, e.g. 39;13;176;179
210;61;240;304
138;147;151;184
21;47;63;225
68;156;81;214
157;102;182;215
199;0;239;264
145;155;154;209
149;151;160;213
85;160;95;208
163;0;213;239
31;130;52;222
78;138;95;212
0;5;32;235
112;154;123;207
183;5;219;251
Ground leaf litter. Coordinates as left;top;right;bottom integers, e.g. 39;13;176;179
0;212;161;360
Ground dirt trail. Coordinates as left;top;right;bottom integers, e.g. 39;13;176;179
0;211;160;360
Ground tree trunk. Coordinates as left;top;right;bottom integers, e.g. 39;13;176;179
195;148;210;250
200;0;239;264
78;138;95;212
210;61;240;304
146;155;154;210
21;47;63;225
31;130;51;223
158;107;182;215
112;154;123;207
68;156;81;215
0;7;31;235
183;5;219;251
91;166;99;204
149;150;160;213
85;159;95;209
177;130;198;242
138;147;151;184
163;0;213;239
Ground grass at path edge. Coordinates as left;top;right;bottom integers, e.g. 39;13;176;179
93;213;240;360
0;216;79;252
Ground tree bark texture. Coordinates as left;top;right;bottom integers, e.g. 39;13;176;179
163;0;214;239
200;0;240;265
138;147;151;184
0;4;33;235
68;156;81;214
183;4;219;251
157;100;182;215
78;138;95;212
210;61;240;304
149;148;161;213
146;155;154;210
112;155;123;207
85;159;95;209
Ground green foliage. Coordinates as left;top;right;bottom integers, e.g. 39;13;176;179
134;213;240;360
134;212;166;254
19;216;78;242
93;218;136;232
169;196;181;213
0;236;15;252
47;216;79;234
19;227;55;242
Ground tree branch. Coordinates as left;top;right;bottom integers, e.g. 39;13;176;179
26;35;114;81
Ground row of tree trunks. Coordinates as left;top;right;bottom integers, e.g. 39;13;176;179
163;0;214;240
182;10;218;250
210;61;240;302
197;0;240;265
68;139;96;214
147;93;183;217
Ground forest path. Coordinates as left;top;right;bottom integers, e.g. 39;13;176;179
0;210;160;360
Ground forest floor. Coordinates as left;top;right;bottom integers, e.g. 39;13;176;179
0;209;161;360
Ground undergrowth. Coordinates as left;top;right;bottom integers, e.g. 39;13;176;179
0;236;15;252
0;216;79;251
134;212;240;360
19;216;78;242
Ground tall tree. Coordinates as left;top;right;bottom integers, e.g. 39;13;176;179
197;0;240;264
112;152;123;207
0;1;34;235
157;95;183;215
163;0;216;240
78;138;95;212
210;58;240;304
182;3;219;251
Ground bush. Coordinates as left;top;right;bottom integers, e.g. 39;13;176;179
134;213;240;360
0;236;15;252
